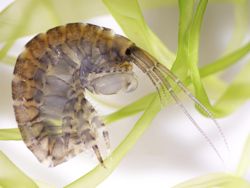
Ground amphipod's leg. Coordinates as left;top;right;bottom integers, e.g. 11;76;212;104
129;46;227;163
83;70;141;162
62;93;109;166
90;115;110;151
16;77;107;166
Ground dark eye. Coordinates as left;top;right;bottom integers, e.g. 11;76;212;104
125;48;132;56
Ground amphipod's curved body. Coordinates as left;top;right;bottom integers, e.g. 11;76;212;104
12;23;225;167
12;23;138;167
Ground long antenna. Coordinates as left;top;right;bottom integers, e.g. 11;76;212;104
156;63;229;152
131;50;226;164
153;67;225;164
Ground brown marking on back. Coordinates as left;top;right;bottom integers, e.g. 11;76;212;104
65;23;83;41
14;99;39;108
25;33;48;58
96;28;113;54
14;105;39;124
13;50;48;79
46;26;66;46
12;79;36;100
14;53;39;79
81;24;102;44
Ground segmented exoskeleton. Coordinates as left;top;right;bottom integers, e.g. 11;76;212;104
12;23;226;167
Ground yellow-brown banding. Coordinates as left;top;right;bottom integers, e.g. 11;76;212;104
14;105;39;124
96;28;113;51
81;24;103;44
46;26;66;46
12;79;36;100
14;54;38;79
13;100;39;108
65;23;84;41
25;33;48;58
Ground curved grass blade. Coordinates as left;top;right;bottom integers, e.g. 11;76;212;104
200;42;250;77
180;0;212;111
173;134;250;188
0;128;22;140
0;0;108;41
224;0;249;53
104;92;156;124
171;0;194;78
1;55;16;65
172;173;250;188
35;180;56;188
0;0;38;59
173;0;250;119
213;61;250;117
0;0;108;60
0;151;38;188
236;134;250;177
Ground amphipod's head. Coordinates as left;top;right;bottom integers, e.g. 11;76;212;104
86;33;138;95
123;45;167;97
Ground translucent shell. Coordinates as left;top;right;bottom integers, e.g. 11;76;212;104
12;23;134;167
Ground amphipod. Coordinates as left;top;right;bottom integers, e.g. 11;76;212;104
12;23;225;167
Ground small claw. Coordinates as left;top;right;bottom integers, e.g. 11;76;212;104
103;130;111;151
92;144;106;168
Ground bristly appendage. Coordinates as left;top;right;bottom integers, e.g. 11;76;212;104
129;46;228;164
156;62;230;152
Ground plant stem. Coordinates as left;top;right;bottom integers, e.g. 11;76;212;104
200;42;250;77
0;128;22;140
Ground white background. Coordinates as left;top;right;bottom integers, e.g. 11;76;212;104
0;1;250;187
